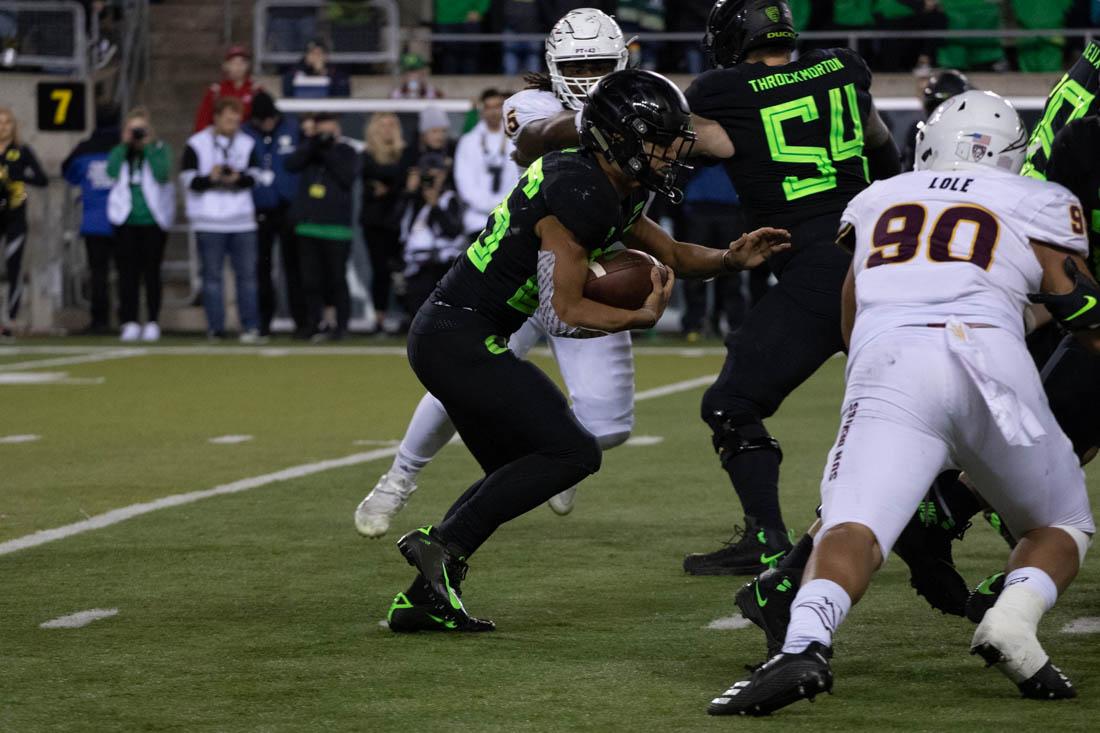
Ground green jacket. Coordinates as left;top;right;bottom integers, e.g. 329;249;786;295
107;141;172;227
434;0;490;26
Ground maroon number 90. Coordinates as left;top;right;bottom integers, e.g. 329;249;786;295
867;204;999;270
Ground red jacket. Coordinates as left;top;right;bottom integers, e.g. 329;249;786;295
193;78;262;132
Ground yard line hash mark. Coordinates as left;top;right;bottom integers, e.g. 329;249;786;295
707;615;753;630
1062;617;1100;634
0;375;716;557
40;608;119;629
0;434;41;444
208;435;254;445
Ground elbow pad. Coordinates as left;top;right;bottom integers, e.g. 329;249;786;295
1028;257;1100;331
867;137;902;181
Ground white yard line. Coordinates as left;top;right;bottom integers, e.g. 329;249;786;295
624;435;665;447
0;345;729;359
0;375;716;557
635;375;716;401
40;608;119;629
0;372;105;385
0;350;140;373
1061;617;1100;634
0;434;41;444
208;435;254;445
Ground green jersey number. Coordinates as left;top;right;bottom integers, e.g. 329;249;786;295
760;83;868;202
1021;76;1096;180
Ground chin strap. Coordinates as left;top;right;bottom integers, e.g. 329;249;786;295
1028;257;1100;332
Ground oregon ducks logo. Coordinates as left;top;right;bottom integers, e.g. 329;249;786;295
765;5;780;23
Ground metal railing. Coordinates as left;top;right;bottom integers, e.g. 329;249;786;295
422;28;1100;46
0;0;87;75
114;0;150;113
253;0;400;71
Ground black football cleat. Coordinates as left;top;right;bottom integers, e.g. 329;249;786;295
396;526;471;619
735;568;802;658
892;496;970;616
707;642;833;716
684;517;793;576
971;605;1077;700
386;592;495;633
964;571;1005;624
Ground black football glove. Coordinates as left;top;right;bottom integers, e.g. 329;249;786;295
1028;256;1100;331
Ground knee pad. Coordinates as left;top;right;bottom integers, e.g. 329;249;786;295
707;410;782;469
595;430;631;451
1052;525;1092;566
565;433;603;475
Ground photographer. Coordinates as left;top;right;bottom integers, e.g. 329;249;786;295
399;151;464;314
453;88;520;240
286;113;357;341
105;107;175;342
181;97;264;342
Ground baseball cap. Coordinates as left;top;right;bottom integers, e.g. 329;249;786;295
224;44;252;61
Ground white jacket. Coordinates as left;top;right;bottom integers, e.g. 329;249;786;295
180;128;258;233
453;121;520;235
107;145;176;231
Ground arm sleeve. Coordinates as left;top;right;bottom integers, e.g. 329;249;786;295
684;70;728;123
1045;121;1090;204
194;87;215;132
429;191;465;238
22;146;49;186
542;167;618;250
836;188;869;255
179;144;212;191
106;144;126;179
1016;182;1090;257
285;138;313;173
503;90;565;141
146;142;172;183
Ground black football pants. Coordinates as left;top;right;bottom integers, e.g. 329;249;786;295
700;214;850;532
406;303;602;557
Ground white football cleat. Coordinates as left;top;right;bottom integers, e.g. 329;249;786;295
970;605;1076;699
547;486;577;516
354;473;418;538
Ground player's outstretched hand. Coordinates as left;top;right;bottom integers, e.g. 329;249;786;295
638;267;675;328
725;227;792;270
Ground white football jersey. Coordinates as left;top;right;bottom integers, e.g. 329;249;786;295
841;168;1088;355
502;89;566;141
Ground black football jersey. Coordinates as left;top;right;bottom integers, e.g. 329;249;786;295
1046;115;1100;279
685;48;875;230
1022;41;1100;180
434;148;650;335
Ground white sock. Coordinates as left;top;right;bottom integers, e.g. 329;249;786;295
391;394;455;480
996;567;1058;632
782;578;852;654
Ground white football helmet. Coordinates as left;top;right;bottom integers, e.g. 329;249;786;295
546;8;630;111
913;90;1028;174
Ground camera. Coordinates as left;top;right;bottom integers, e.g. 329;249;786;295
130;127;147;142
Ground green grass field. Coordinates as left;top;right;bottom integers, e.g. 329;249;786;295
2;337;1098;732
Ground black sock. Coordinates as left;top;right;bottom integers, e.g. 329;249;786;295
778;532;814;572
935;470;982;526
725;450;785;532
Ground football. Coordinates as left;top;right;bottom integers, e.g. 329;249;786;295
583;249;670;310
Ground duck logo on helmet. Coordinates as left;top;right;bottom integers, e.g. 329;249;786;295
765;6;780;22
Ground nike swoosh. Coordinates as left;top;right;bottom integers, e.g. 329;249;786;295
427;613;457;629
754;583;768;608
760;551;785;566
1066;295;1097;321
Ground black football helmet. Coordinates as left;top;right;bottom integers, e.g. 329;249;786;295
580;69;696;203
703;0;797;69
922;69;973;116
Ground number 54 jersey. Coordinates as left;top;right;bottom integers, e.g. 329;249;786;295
686;48;874;230
840;168;1089;355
